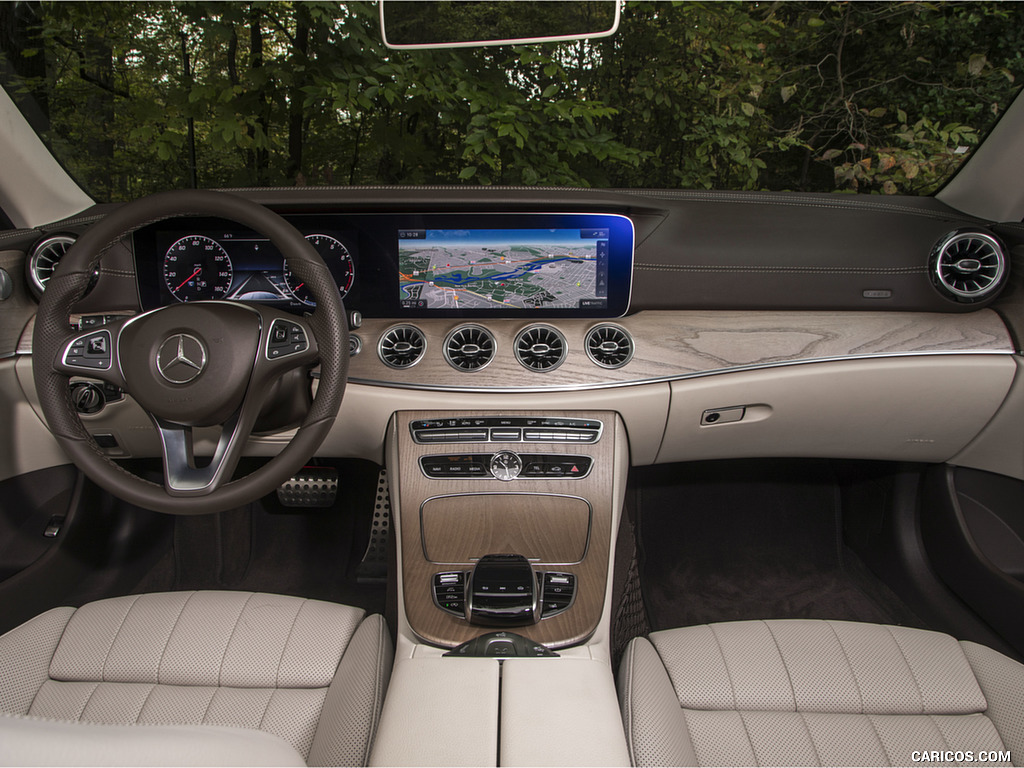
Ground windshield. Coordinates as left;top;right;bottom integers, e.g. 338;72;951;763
1;1;1021;202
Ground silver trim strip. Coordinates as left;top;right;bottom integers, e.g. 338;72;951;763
351;349;1016;394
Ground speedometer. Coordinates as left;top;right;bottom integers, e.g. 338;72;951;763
284;234;355;306
163;235;233;302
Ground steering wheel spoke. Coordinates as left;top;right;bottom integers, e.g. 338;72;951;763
153;409;253;496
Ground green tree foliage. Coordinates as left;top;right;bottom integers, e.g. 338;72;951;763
0;1;1021;201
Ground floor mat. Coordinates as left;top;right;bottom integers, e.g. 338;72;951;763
134;459;387;616
635;460;924;632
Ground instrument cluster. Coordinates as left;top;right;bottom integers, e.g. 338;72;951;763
155;228;355;309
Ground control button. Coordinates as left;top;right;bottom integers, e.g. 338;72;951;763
272;325;288;343
86;335;107;355
67;357;109;369
67;347;83;357
490;428;521;441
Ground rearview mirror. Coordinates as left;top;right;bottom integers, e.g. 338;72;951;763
380;0;620;50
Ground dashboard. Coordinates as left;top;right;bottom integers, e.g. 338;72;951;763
132;213;635;319
5;187;1024;482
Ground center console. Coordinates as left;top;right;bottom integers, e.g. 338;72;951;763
372;409;630;766
389;409;623;648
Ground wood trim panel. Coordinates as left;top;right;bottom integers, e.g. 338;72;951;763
393;409;621;649
421;494;591;564
0;250;36;358
349;309;1014;390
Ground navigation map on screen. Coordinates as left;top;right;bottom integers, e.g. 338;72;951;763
398;228;609;310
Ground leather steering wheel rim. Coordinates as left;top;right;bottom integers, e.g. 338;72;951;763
32;189;348;515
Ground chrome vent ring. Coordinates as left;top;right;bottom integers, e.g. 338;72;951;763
444;324;496;372
378;324;426;369
28;234;77;296
514;325;567;372
931;231;1007;303
585;324;634;369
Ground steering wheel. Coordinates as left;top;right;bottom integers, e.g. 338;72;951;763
32;190;348;515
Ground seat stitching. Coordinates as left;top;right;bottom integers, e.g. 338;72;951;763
200;686;220;725
884;625;926;714
736;710;762;766
274;598;306;689
102;594;143;683
363;617;386;766
762;621;798;712
866;714;895;766
257;688;275;732
34;609;78;713
622;640;636;766
927;714;953;756
155;591;195;685
649;637;684;707
77;681;102;721
707;624;739;709
133;683;157;724
219;592;258;687
825;621;865;714
797;711;824;766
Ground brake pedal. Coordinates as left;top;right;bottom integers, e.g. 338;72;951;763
277;467;338;508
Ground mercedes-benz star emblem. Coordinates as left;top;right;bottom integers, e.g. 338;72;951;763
156;333;207;384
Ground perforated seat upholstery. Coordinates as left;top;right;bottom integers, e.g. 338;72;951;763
619;619;1024;767
0;591;393;766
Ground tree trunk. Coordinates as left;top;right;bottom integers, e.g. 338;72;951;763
286;5;310;183
248;6;269;184
0;1;50;130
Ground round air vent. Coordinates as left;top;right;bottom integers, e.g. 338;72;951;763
28;234;77;296
378;324;426;369
585;324;634;369
443;324;495;372
514;325;567;372
930;230;1007;303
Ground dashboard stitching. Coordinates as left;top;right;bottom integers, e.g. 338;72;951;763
0;229;38;245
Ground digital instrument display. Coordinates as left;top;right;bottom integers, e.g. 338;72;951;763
139;222;356;311
398;228;611;311
135;212;633;318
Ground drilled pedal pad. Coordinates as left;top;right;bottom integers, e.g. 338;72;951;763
277;467;339;508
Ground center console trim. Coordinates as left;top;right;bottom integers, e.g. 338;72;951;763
419;491;594;566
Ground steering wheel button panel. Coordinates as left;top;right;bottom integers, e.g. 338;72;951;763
63;330;112;370
266;318;309;360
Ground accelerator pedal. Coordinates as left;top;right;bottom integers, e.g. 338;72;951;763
277;467;339;508
356;468;391;583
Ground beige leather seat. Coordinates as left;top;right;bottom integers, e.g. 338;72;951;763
0;591;392;766
619;619;1024;767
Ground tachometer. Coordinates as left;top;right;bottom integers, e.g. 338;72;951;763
163;235;233;302
284;234;355;306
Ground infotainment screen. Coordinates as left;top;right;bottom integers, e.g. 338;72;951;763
398;228;611;311
395;214;633;317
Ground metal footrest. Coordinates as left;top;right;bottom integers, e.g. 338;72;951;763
357;468;391;583
277;467;339;508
